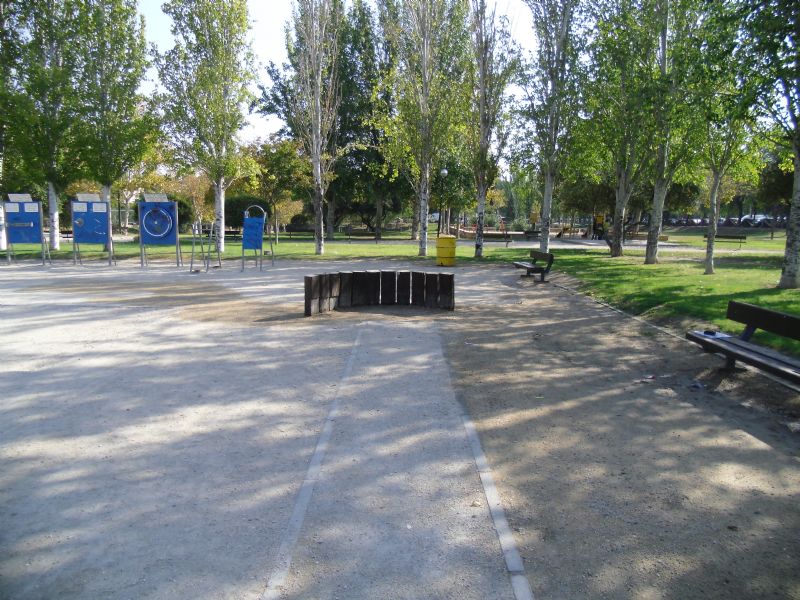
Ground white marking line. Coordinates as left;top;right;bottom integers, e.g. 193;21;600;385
260;330;363;600
462;416;535;600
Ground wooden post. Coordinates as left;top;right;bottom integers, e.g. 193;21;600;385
439;273;455;310
352;271;368;306
396;271;411;305
339;271;353;308
411;271;426;306
330;272;341;309
366;270;381;305
381;271;397;305
304;274;320;316
425;273;439;308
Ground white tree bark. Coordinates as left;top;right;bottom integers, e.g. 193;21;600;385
418;162;430;256
539;168;554;254
778;143;800;288
704;169;722;275
214;179;226;252
47;181;60;250
0;201;6;251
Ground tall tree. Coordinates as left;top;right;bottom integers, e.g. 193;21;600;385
587;0;657;256
281;0;342;255
697;0;757;274
157;0;254;252
378;0;470;256
13;0;86;249
521;0;581;254
0;0;20;249
738;0;800;288
468;0;517;258
79;0;153;206
643;0;703;264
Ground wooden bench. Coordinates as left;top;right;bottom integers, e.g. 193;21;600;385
512;250;554;282
704;234;746;248
686;301;800;384
628;233;669;242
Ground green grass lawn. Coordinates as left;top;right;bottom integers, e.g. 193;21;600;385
664;226;789;251
6;233;798;355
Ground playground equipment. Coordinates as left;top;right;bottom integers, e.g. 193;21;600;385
139;193;181;268
241;205;274;271
2;194;51;265
189;220;221;273
72;193;114;266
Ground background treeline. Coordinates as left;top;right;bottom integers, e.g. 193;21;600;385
1;0;798;284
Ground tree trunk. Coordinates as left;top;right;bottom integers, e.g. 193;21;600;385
778;143;800;288
375;196;383;241
475;198;485;257
275;212;280;244
418;162;430;256
0;193;6;250
704;169;723;275
47;181;60;250
101;184;112;253
539;168;554;253
645;176;669;264
411;195;419;241
214;180;226;252
610;172;629;257
326;192;334;240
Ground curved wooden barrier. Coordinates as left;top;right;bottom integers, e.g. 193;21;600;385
304;270;454;316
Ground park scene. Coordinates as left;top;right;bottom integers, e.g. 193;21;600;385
1;0;799;599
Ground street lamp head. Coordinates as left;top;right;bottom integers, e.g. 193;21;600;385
440;168;448;177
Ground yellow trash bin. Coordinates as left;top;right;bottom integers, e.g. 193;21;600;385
436;235;456;266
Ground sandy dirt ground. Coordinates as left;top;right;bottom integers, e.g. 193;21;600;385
1;257;798;599
438;268;800;600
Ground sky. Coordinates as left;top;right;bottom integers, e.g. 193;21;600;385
138;0;534;142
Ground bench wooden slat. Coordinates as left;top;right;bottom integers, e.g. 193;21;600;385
727;301;800;341
512;250;554;282
686;331;800;383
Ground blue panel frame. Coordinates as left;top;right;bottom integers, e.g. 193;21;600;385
5;201;42;244
139;201;178;245
242;216;266;250
72;201;110;245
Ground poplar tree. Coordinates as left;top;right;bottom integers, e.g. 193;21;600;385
468;0;517;258
378;0;470;257
738;0;800;288
520;0;582;254
586;0;656;257
13;0;85;249
284;0;343;255
157;0;254;252
79;0;153;207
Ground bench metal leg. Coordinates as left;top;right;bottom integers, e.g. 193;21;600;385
724;355;736;370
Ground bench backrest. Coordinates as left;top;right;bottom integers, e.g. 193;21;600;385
727;301;800;341
530;250;554;270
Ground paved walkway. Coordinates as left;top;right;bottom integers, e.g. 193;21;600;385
0;262;527;600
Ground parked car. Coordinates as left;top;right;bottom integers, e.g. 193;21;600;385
739;214;772;227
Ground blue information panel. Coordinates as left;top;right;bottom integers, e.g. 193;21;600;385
139;201;178;245
72;201;110;244
242;215;266;250
4;201;42;244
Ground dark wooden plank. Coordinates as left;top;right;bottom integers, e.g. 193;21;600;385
439;273;454;310
366;270;381;305
411;271;426;306
338;271;353;308
304;275;318;317
687;331;800;384
425;273;439;308
727;301;800;341
352;271;368;306
381;271;397;305
397;271;411;305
